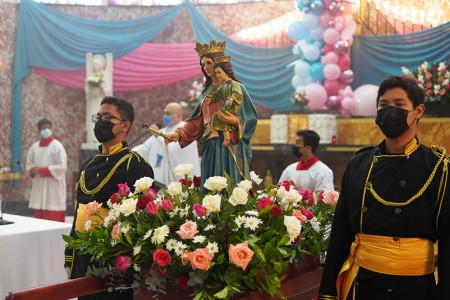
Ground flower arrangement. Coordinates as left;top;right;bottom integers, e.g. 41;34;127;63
401;61;450;104
291;90;308;111
63;165;338;300
86;72;104;88
181;80;204;109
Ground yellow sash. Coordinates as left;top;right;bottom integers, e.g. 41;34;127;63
75;203;110;232
337;233;434;300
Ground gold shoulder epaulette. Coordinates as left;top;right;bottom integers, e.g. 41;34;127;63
431;145;448;160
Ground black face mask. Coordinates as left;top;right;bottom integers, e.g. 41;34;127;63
292;145;302;159
94;121;116;143
375;106;414;139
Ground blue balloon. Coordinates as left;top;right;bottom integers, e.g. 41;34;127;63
310;62;324;81
288;20;310;42
310;0;325;15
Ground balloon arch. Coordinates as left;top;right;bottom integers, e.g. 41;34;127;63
288;0;378;116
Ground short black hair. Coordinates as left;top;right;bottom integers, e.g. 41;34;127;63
297;130;320;154
37;118;52;130
376;75;425;108
100;96;134;125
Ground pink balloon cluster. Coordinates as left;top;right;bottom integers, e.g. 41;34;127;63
290;0;358;113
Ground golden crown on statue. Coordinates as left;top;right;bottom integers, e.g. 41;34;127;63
214;56;231;63
194;40;226;57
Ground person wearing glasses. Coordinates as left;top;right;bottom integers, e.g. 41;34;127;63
133;102;200;187
26;118;67;222
65;96;153;300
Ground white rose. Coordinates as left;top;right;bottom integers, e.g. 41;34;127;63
284;216;302;241
204;176;228;192
250;171;263;185
228;187;249;206
173;164;194;177
202;195;222;214
119;198;138;216
285;189;302;204
168;181;183;196
134;177;154;193
237;180;253;192
276;186;287;199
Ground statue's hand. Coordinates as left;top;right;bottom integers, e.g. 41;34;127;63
165;132;179;144
203;98;212;106
217;111;238;127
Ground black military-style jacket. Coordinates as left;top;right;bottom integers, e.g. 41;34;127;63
65;141;153;279
319;139;450;300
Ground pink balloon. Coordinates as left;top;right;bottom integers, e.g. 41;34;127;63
339;69;354;84
323;27;340;45
305;83;328;110
324;51;339;64
337;54;351;70
319;11;333;28
352;84;379;116
341;85;354;98
341;19;357;40
323;79;342;96
323;63;341;80
341;97;355;111
334;40;349;55
322;44;335;54
328;1;344;16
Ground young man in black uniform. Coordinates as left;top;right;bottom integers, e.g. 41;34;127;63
318;76;450;300
65;96;153;299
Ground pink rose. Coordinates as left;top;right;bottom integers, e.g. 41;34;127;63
85;201;102;219
440;89;446;96
426;82;432;89
228;241;254;271
161;199;173;212
176;221;199;239
278;180;291;191
426;72;433;79
438;77;444;84
300;209;314;220
153;249;171;267
193;175;201;188
193;203;206;217
146;188;156;201
136;196;151;210
116;256;132;271
188;248;212;271
109;193;121;204
146;201;158;214
271;206;282;217
257;197;274;211
117;183;130;196
111;222;121;240
321;190;340;206
317;190;325;203
299;189;314;206
292;209;308;224
181;252;190;265
179;178;192;187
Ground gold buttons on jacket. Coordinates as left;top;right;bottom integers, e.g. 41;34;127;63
399;180;407;187
362;206;368;213
394;207;402;214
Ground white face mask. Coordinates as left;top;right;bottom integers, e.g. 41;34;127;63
40;128;52;139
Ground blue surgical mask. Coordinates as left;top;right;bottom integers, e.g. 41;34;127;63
163;114;173;127
40;128;52;139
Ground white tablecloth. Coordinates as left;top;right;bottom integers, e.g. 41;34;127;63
0;214;72;298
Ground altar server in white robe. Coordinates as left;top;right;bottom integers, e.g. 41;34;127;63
26;118;67;222
279;129;334;191
133;102;201;187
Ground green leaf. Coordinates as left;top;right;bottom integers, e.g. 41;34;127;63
277;236;290;247
250;243;266;264
216;253;225;264
214;286;229;299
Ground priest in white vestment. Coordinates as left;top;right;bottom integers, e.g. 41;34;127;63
26;118;67;222
133;102;201;187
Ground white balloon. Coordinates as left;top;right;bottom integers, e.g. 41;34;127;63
294;60;311;76
303;44;321;61
352;84;379;116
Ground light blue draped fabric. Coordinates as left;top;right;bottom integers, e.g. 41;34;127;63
186;1;298;111
12;0;182;170
351;21;450;88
